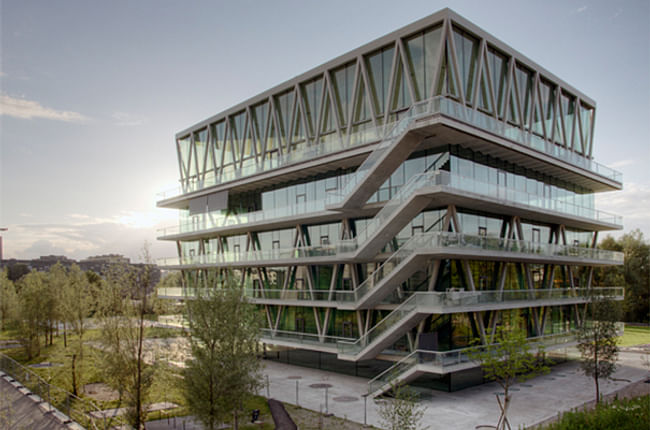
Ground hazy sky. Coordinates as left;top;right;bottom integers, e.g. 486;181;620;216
1;0;649;263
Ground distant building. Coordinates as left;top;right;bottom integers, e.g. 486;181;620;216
1;253;160;286
81;254;131;265
156;8;624;393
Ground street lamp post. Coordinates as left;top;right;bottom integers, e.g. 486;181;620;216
0;228;7;262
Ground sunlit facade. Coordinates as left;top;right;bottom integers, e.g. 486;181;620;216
157;9;624;393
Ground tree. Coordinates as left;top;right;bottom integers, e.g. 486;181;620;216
377;382;427;430
0;269;17;331
15;271;50;359
6;263;29;282
468;321;548;430
183;279;262;430
152;272;182;316
98;245;156;429
596;229;649;323
59;264;97;395
576;297;620;404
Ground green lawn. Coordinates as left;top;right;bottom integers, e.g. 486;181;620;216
535;395;649;430
0;325;274;429
619;325;650;347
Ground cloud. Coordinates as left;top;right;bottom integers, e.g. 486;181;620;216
2;209;178;263
596;182;650;237
112;111;146;126
22;240;66;257
0;94;90;122
576;6;587;13
608;159;636;169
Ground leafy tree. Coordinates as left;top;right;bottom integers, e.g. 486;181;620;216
576;298;621;404
6;263;29;282
596;229;649;323
152;271;182;315
15;271;49;359
468;320;548;430
60;264;97;395
0;269;17;331
98;245;156;429
183;279;262;430
378;382;428;430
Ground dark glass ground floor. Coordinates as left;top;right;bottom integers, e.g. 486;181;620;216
262;345;571;393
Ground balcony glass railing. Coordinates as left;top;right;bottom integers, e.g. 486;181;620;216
158;166;620;240
158;230;624;269
260;328;354;349
158;287;356;302
157;244;347;267
157;197;342;237
158;96;621;202
335;232;624;304
367;322;625;394
337;287;622;356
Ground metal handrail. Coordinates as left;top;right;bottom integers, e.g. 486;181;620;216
0;352;108;429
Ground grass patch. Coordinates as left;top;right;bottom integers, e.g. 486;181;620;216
535;395;649;429
619;325;650;347
0;327;275;428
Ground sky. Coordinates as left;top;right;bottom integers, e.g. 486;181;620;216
1;0;649;263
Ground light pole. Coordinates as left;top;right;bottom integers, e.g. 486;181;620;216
0;228;7;262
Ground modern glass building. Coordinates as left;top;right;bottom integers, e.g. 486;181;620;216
156;8;624;393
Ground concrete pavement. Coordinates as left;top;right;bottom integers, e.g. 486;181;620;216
259;349;649;429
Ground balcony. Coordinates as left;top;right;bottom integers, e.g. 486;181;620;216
336;287;623;361
366;323;625;397
157;96;622;205
158;168;621;242
259;329;353;354
157;230;624;275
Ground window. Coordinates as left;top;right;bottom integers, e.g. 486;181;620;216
295;317;306;333
478;226;487;236
532;228;540;243
233;244;240;254
342;321;354;338
320;235;330;245
272;240;280;250
296;193;306;205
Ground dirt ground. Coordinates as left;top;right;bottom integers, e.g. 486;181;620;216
83;382;120;402
284;403;380;430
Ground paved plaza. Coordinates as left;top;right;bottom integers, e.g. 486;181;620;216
260;350;649;429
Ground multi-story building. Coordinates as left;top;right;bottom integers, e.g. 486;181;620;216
156;8;624;393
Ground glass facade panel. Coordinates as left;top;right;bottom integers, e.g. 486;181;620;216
486;46;508;118
452;26;479;103
301;76;324;138
331;61;356;127
391;57;411;112
365;44;395;116
560;92;577;151
404;25;442;101
274;90;295;151
515;63;533;129
178;136;191;180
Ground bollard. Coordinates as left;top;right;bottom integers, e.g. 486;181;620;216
325;386;329;415
363;394;367;426
266;374;270;398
